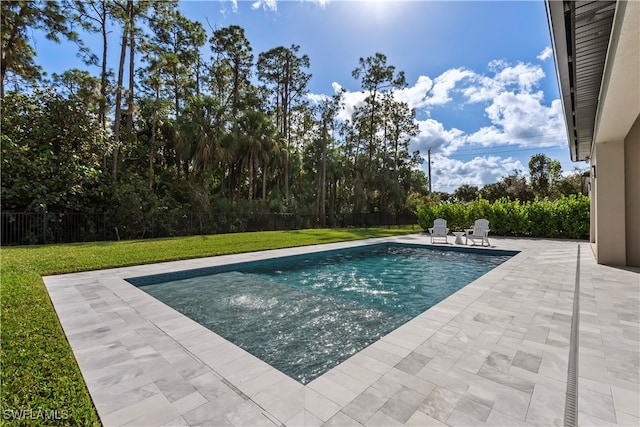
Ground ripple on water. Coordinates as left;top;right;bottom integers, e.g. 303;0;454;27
140;245;511;384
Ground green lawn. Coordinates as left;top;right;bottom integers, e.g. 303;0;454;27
0;227;417;426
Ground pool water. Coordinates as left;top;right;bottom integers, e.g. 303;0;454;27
136;244;513;384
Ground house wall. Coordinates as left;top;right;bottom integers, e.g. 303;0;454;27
625;114;640;267
593;140;626;266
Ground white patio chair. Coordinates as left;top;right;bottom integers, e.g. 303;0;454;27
465;219;490;246
428;218;449;244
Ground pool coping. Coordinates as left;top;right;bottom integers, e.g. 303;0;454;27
43;234;640;426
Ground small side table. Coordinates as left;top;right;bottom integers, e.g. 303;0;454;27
452;231;465;245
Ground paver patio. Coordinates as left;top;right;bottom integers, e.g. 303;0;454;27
43;234;640;426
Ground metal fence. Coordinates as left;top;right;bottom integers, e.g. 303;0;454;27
1;211;418;246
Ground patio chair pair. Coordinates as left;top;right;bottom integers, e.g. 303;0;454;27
427;218;491;246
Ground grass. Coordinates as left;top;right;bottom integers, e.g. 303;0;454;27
0;226;418;426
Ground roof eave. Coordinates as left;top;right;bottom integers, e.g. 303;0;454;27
546;0;580;161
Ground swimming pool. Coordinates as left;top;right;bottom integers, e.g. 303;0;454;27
130;243;515;384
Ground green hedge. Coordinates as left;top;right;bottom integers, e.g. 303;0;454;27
416;194;589;239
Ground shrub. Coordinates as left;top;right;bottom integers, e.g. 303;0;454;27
416;204;437;231
416;202;466;231
525;198;550;237
465;198;492;226
416;195;589;239
554;194;590;239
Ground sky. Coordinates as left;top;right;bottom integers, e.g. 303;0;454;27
34;0;588;193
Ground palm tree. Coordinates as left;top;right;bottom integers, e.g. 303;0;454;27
237;110;277;201
179;95;229;176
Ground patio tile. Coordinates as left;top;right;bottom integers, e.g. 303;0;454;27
491;386;532;421
224;399;278;427
182;400;233;427
172;391;207;415
381;367;436;396
304;388;342;422
419;386;463;423
43;235;640;426
101;393;175;426
161;416;189;426
379;386;426;423
524;383;564;427
364;410;404;426
360;345;406;367
308;375;358;407
366;374;404;400
512;350;542;373
447;407;489;426
235;366;288;397
395;352;432;375
323;369;369;395
615;412;640;427
611;384;640;418
334;360;383;385
453;396;492;423
286;410;323;427
189;372;234;401
252;385;304;424
477;364;535;395
341;386;389;424
578;388;617;423
463;384;497;409
485;409;534;426
323;411;364;427
405;410;448;427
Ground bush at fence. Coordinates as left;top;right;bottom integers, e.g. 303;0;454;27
416;194;590;239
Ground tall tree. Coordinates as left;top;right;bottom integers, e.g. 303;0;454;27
257;45;311;200
1;0;79;98
111;0;151;178
314;92;343;225
144;2;206;177
236;110;277;201
529;153;562;198
66;0;111;131
379;91;420;212
208;25;254;118
453;185;480;203
111;0;131;178
208;25;255;196
352;53;407;162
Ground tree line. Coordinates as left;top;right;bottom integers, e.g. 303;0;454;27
423;153;585;207
1;1;584;233
1;0;428;226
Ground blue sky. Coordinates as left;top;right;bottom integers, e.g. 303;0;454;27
35;0;587;192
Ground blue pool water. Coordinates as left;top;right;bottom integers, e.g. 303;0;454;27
134;244;514;384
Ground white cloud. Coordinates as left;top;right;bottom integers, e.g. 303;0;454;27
306;57;566;192
426;68;475;106
411;119;465;154
332;84;367;121
462;61;545;102
429;155;526;192
307;92;329;105
495;62;545;92
537;46;553;61
252;0;278;11
248;0;329;12
467;92;566;148
221;0;238;13
395;75;433;109
311;0;330;7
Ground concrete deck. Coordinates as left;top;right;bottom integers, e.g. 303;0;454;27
43;235;640;426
